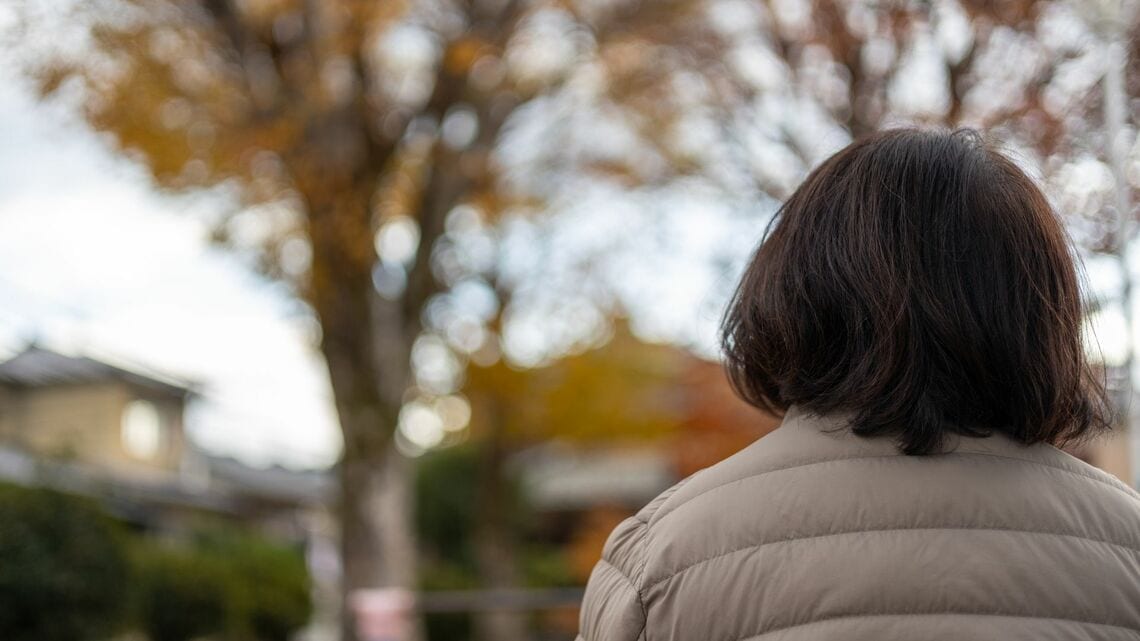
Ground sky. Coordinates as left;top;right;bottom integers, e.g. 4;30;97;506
0;66;342;469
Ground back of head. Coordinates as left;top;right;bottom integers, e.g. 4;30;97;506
721;128;1111;455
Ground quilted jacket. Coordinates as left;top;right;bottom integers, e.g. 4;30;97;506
576;404;1140;641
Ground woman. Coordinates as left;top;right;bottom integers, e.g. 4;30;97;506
576;129;1140;641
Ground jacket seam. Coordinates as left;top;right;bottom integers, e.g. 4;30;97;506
734;611;1140;640
950;450;1140;503
643;525;1140;592
633;476;696;641
632;520;651;590
651;454;920;526
650;451;1140;529
598;542;649;641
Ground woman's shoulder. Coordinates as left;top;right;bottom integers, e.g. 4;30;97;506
645;406;890;527
588;413;860;582
629;410;1140;570
595;406;1140;579
580;411;1140;641
577;474;696;641
596;473;699;575
950;432;1140;503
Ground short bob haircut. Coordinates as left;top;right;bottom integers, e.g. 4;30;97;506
721;128;1112;455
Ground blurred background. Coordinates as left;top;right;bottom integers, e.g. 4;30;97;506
0;0;1138;640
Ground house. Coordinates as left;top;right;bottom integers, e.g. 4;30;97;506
0;344;341;640
0;344;195;484
0;344;334;540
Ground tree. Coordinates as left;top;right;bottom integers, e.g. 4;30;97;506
8;1;737;638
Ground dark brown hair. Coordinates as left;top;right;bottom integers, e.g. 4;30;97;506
720;128;1111;455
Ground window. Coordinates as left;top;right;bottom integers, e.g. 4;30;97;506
121;400;163;460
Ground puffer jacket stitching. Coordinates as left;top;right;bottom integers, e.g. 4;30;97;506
949;451;1140;502
590;416;1140;641
637;476;695;587
629;524;651;641
651;454;906;526
596;556;648;641
635;476;702;641
737;612;1140;640
651;451;1140;531
592;554;647;638
644;525;1140;592
588;480;691;641
631;514;651;584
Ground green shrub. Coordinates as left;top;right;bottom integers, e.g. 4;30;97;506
132;526;313;641
195;527;313;641
0;483;130;641
0;482;313;641
132;543;233;641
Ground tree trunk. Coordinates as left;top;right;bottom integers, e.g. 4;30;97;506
300;56;482;640
321;291;425;641
303;163;423;640
339;437;422;641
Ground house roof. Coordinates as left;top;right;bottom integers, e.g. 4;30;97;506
0;345;195;398
203;452;335;506
518;443;675;510
0;443;240;516
0;442;334;519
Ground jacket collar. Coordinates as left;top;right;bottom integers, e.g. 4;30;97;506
774;402;1056;460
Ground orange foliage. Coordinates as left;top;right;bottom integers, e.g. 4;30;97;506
671;359;783;477
463;320;689;445
566;505;632;582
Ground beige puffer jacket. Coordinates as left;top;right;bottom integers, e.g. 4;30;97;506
576;404;1140;641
